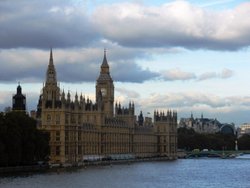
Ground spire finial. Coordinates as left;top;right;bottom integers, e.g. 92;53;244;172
49;48;53;65
101;48;109;68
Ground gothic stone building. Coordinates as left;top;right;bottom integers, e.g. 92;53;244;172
36;49;177;165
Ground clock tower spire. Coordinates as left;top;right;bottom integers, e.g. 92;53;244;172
96;49;114;117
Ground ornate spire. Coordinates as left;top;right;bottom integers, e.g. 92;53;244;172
62;89;65;99
46;48;57;84
97;49;113;82
75;92;78;102
49;48;53;65
67;90;71;102
17;82;22;94
101;49;109;69
80;93;83;101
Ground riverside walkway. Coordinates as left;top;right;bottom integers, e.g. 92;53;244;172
185;150;250;159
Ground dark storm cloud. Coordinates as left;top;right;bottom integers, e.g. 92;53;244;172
0;0;98;49
111;61;159;83
1;1;250;51
0;62;45;82
56;60;159;83
0;48;159;83
53;48;160;83
56;62;98;82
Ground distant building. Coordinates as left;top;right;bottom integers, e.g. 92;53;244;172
238;123;250;137
179;113;235;134
35;49;178;165
220;123;235;135
30;110;37;119
12;84;26;112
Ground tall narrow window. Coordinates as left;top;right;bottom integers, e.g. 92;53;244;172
78;146;82;155
78;132;81;141
47;114;51;124
56;131;60;141
56;146;60;156
65;114;69;124
65;146;69;155
66;132;69;142
56;114;60;125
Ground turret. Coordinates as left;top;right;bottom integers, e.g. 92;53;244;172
75;92;78;103
138;111;144;126
67;91;71;103
12;83;26;111
62;89;65;100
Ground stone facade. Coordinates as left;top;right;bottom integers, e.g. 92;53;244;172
36;49;177;165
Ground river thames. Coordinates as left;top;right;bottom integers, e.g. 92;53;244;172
1;155;250;188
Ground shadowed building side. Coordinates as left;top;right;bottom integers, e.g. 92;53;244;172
12;84;26;112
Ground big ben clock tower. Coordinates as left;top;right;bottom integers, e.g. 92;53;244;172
96;50;114;117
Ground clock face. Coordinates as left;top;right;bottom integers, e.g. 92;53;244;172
101;88;107;96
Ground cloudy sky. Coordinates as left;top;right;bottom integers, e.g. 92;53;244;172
1;0;250;126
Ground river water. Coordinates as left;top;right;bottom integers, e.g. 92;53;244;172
1;155;250;188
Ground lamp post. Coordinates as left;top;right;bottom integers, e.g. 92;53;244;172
235;140;238;151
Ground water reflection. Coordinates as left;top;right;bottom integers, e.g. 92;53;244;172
1;157;250;188
236;154;250;159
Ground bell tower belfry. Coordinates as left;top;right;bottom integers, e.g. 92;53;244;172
96;49;114;117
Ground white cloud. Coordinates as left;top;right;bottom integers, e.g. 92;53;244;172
139;92;230;109
161;68;196;81
116;87;140;99
198;72;217;81
136;92;250;125
221;68;233;78
160;68;234;82
92;1;250;50
198;68;234;81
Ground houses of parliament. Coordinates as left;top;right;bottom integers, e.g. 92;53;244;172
33;49;177;165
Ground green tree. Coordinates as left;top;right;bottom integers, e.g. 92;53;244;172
0;113;8;166
0;111;49;167
238;134;250;150
178;127;236;151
